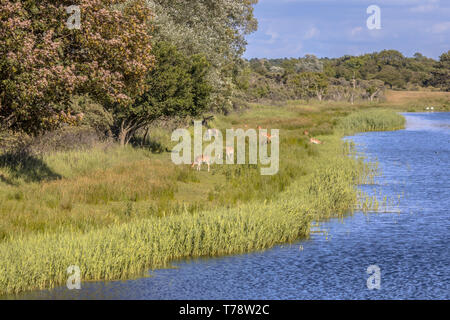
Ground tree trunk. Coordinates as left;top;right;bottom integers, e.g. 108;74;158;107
118;120;132;147
118;119;147;147
118;129;129;147
370;89;380;102
351;73;356;105
142;127;150;147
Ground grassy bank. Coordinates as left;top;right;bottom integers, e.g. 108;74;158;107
337;109;406;135
384;90;450;111
0;102;405;295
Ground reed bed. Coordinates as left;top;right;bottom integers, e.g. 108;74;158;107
337;109;406;135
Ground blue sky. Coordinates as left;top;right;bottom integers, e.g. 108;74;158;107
244;0;450;59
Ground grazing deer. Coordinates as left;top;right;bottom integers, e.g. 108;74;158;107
225;146;234;161
205;129;220;140
192;155;211;172
261;133;272;144
258;126;272;144
310;138;323;145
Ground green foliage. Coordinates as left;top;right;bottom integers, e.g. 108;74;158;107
289;72;329;101
114;42;212;145
431;50;450;91
68;96;114;136
146;0;259;113
27;127;104;156
241;49;450;103
0;0;155;135
337;109;406;135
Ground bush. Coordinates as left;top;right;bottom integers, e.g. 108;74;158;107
0;130;31;154
28;126;106;156
68;95;114;136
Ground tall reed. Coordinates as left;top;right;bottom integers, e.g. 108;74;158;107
337;109;406;135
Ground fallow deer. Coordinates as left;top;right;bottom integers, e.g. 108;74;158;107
225;146;234;161
205;129;220;140
191;155;211;172
310;138;323;145
258;126;272;145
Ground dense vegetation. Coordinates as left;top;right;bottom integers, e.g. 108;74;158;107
0;1;449;296
0;0;258;141
1;102;403;295
1;1;448;145
337;109;406;135
244;50;450;103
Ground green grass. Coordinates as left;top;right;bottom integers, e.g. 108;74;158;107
336;109;406;135
0;101;405;295
0;136;376;295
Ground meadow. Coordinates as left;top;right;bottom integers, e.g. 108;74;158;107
0;94;433;295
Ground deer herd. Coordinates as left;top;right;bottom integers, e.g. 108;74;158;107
191;125;322;172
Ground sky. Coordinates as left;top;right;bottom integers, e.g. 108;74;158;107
244;0;450;60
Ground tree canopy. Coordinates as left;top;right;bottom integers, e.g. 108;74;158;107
146;0;259;113
0;0;154;134
114;42;212;145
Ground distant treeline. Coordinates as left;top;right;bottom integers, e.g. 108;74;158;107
238;50;450;103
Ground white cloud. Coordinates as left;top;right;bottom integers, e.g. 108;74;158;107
265;29;279;44
410;0;440;12
304;26;320;39
350;26;363;36
246;0;449;59
431;21;450;33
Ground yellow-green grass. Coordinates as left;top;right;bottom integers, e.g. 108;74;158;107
0;103;332;241
336;109;406;135
384;90;450;111
0;102;405;295
0;135;377;295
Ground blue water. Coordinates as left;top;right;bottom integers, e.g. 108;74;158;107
12;113;450;300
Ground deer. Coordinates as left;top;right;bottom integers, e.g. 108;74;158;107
304;130;309;136
205;128;220;140
225;146;234;161
310;138;323;145
216;146;234;162
258;126;272;145
191;155;211;172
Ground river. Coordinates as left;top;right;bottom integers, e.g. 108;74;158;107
11;112;450;300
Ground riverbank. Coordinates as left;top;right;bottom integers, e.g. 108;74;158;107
0;102;407;295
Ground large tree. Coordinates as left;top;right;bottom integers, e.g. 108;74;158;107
431;51;450;91
114;42;211;145
0;0;154;134
289;72;328;101
146;0;259;113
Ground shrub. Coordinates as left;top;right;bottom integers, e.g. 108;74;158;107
28;126;105;155
68;96;114;136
